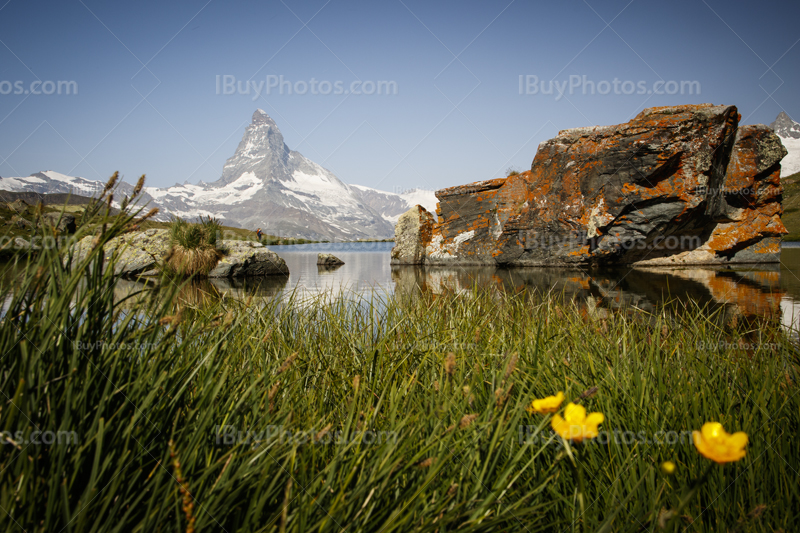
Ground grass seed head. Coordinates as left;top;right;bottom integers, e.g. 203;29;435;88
444;352;456;378
159;310;182;327
503;353;518;382
315;424;332;442
459;413;478;429
132;174;145;198
140;207;160;223
103;171;119;194
417;457;435;468
268;381;281;401
580;386;599;400
277;352;297;374
495;388;505;406
268;381;281;411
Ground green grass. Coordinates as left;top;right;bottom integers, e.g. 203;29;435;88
163;217;223;277
782;171;800;241
0;194;798;532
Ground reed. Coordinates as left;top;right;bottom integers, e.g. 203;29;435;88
164;216;223;277
0;193;798;532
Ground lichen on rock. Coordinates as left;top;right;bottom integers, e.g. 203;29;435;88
393;104;788;267
390;204;435;265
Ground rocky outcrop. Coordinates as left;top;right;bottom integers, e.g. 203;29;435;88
208;240;288;277
316;253;345;266
71;229;171;276
41;212;76;233
390;205;436;264
397;104;787;266
70;228;288;278
10;216;32;229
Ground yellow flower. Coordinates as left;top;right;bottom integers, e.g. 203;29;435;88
527;391;565;414
661;461;676;475
692;422;748;464
551;402;604;442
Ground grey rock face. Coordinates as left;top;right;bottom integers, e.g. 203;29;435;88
70;229;171;277
69;229;288;278
41;212;76;233
10;215;32;229
770;111;800;139
208;240;289;277
316;253;344;266
390;205;435;265
7;199;29;213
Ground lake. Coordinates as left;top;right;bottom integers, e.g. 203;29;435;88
134;241;800;333
6;241;799;331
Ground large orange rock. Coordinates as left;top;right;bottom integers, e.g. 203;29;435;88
397;104;787;266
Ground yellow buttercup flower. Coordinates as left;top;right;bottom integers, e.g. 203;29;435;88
692;422;748;464
527;391;565;414
551;402;604;442
661;461;676;475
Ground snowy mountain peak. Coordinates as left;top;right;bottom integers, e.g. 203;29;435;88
219;109;291;186
147;110;415;239
1;111;441;240
770;111;800;139
252;109;275;125
771;111;800;177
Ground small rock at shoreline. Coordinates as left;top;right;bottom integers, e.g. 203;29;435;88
317;253;344;266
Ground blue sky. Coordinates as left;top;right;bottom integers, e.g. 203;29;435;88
0;0;798;193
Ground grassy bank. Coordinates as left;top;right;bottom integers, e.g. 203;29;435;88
0;199;798;532
782;170;800;240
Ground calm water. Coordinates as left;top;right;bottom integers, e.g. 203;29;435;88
268;242;800;331
5;241;800;330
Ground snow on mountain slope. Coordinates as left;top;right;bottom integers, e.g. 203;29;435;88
350;184;438;224
0;171;105;195
1;111;442;240
400;188;439;214
779;137;800;177
770;111;800;177
139;110;445;238
0;170;146;212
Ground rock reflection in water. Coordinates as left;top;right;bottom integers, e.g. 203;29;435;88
317;263;344;274
114;275;289;306
391;264;787;322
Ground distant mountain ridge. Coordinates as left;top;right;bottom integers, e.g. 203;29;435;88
771;111;800;139
770;111;800;177
0;110;438;240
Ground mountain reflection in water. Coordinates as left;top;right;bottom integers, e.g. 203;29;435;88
96;242;800;333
